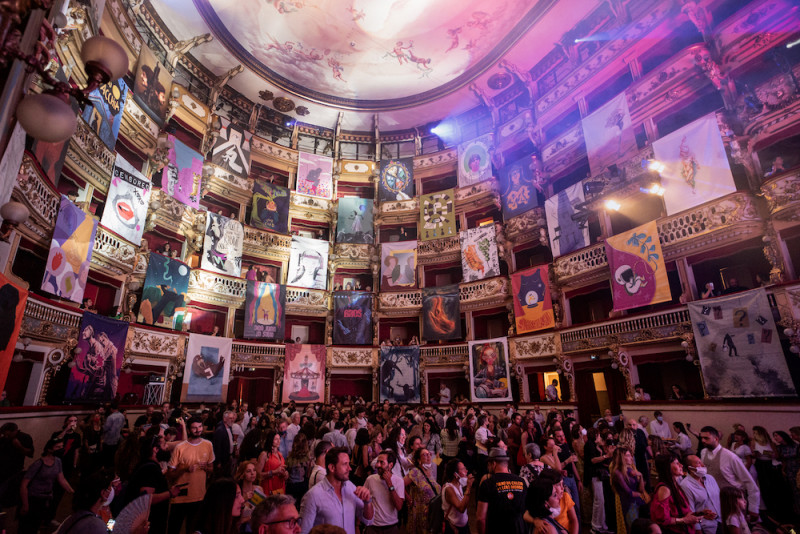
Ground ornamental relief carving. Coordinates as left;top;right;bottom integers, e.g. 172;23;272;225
286;288;328;307
127;328;181;358
504;208;546;241
417;236;460;258
21;317;77;344
250;137;299;163
232;353;282;365
460;277;509;303
511;334;556;360
334;243;372;261
379;291;422;310
330;348;374;367
414;148;457;169
761;172;800;217
188;270;246;299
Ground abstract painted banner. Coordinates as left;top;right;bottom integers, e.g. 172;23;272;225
296;151;333;200
545;182;590;258
158;135;203;209
458;134;493;187
605;221;670;312
500;156;540;220
100;155;151;244
283;344;326;403
211;117;251;178
468;336;512;402
287;236;329;289
511;264;555;334
182;333;232;402
336;197;374;244
380;241;417;290
138;252;190;329
419;188;456;241
42;196;98;303
132;45;172;123
244;280;285;340
82;78;128;150
65;313;128;402
333;292;373;345
251;181;290;234
422;284;461;341
378;158;414;202
201;212;244;277
379;345;420;403
460;226;500;282
0;273;28;394
581;92;637;176
653;113;736;216
688;289;795;398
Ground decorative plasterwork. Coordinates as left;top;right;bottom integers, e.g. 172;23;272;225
495;109;535;152
378;290;422;314
101;0;143;68
553;242;608;285
91;226;138;276
510;333;557;360
64;116;116;195
11;155;60;245
206;163;255;205
242;226;292;262
541;122;584;172
290;193;332;223
417;236;460;265
285;288;329;316
121;96;159;154
333;244;372;269
172;84;210;134
127;326;183;359
761;170;800;221
459;276;509;310
250;136;298;172
420;343;469;366
329;347;375;368
232;342;285;366
414;148;457;179
187;269;246;307
717;0;795;68
504;207;547;246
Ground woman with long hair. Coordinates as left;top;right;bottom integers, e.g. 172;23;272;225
257;430;287;495
541;437;563;472
650;453;700;533
751;426;782;518
368;425;385;461
192;478;245;534
720;486;752;534
648;435;670;483
419;419;442;459
440;417;461;470
285;433;310;502
238;427;264;463
404;448;441;534
442;459;473;534
386;425;411;476
672;423;692;456
773;430;800;516
234;460;263;502
519;417;541;467
351;428;371;486
610;447;647;533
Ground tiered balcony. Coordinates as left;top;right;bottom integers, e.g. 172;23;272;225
64;116;116;195
510;333;558;361
11;154;60;246
242;226;292;262
379;276;510;313
552;242;609;287
127;324;185;360
761;169;800;222
741;63;800;145
101;0;145;76
120;92;159;154
379;198;419;225
417;236;460;265
21;295;82;344
285;287;329;316
187;269;246;307
91;226;138;276
290;192;332;224
717;0;797;68
378;290;422;314
504;207;547;247
333;243;372;269
414;147;457;180
205;163;255;206
420;343;469;366
171;84;211;137
250;135;298;173
454;178;499;214
232;340;285;366
540;122;584;177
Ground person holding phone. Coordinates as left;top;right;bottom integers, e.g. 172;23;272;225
167;418;214;534
679;455;721;534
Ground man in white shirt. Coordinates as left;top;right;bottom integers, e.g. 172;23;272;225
637;416;650;437
531;406;545;427
363;450;405;534
323;421;349;451
285;412;301;453
680;455;722;534
700;426;760;520
345;418;359;452
439;382;451;405
309;441;332;488
649;410;672;440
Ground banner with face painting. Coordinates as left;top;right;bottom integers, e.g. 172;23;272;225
460;226;500;282
138;252;190;329
422;284;461;341
283;344;326;403
336;198;374;244
545;182;590;258
157;135;203;209
379;346;420;403
380;241;417;290
101;155;151;244
65;313;128;402
244;281;285;340
82;78;128;150
287;236;329;290
251;181;290;234
182;334;232;402
296;151;333;200
201;212;244;277
468;336;512;402
333;292;373;345
458;134;493;187
211;117;251;178
378;158;414;202
511;264;555;334
500;156;541;220
419;188;456;241
688;289;795;398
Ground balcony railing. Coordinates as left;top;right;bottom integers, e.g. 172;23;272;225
232;341;285;366
285;287;329;314
761;169;800;221
91;226;138;275
717;0;796;67
330;346;375;367
417;236;460;264
510;333;557;360
553;242;608;284
378;290;422;311
21;294;82;344
242;226;292;260
65;116;116;194
12;154;60;244
187;269;247;305
459;276;509;308
421;343;469;365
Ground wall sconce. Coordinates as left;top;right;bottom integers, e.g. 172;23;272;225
0;200;30;241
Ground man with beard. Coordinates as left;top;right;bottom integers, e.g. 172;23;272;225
699;426;760;522
125;434;181;534
363;450;404;534
167;418;214;534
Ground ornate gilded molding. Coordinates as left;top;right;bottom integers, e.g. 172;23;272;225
250;135;298;172
127;326;183;359
64;116;116;195
378;290;422;314
285;287;329;316
761;170;800;221
329;347;374;367
413;148;457;179
232;342;285;366
459;276;510;310
504;207;547;246
206;163;254;205
417;236;460;265
120;96;159;154
510;333;557;360
242;226;292;261
187;269;246;307
91;226;138;276
420;343;469;366
290;192;332;223
332;244;372;269
11;155;60;245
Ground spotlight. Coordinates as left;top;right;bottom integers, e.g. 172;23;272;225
285;120;295;127
605;199;621;211
647;183;665;196
647;160;666;173
787;38;800;49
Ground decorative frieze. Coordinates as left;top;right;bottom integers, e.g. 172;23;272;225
420;343;469;366
417;236;460;265
127;326;183;359
187;269;246;306
329;347;374;367
242;226;292;261
761;170;800;221
510;333;557;360
12;155;60;244
91;226;138;276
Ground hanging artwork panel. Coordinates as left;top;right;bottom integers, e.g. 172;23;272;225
687;289;795;398
379;345;420;403
100;155;151;244
211;117;251;178
81;78;128;150
511;264;555;334
0;273;28;394
336;198;374;244
581;92;637;176
244;281;286;340
333;292;373;345
65;313;129;403
182;333;232;402
500;156;540;220
155;135;203;209
201;212;244;277
544;182;590;258
0;123;26;223
422;284;461;341
41;196;98;303
132;45;173;123
419;188;456;241
283;344;326;403
296;151;333;200
380;241;417;290
251;181;290;234
460;226;500;282
138;252;190;328
378;158;414;202
457;134;493;187
468;336;512;402
287;236;329;290
28;135;70;184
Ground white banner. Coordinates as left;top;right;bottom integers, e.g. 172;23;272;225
460;226;500;282
581;92;637;176
201;212;244;277
287;236;329;290
101;155;151;245
545;182;590;257
182;333;232;402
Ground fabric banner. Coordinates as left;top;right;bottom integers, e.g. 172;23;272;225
29;136;70;184
605;221;671;312
653;113;737;216
201;212;244;277
458;134;493;187
251;181;290;234
688;289;795;398
336;198;374;244
244;281;286;340
138;252;190;328
182;333;232;402
132;45;172;123
581;92;637;176
511;264;555;334
545;182;590;257
65;313;128;402
380;241;417;290
460;226;500;282
468;336;512;402
500;156;539;220
378;158;414;202
379;345;420;403
419;189;456;241
287;236;329;289
157;135;203;209
82;78;128;150
296;151;333;200
283;344;326;403
211;117;251;178
422;284;461;341
42;196;98;303
0;273;28;393
333;292;373;345
100;155;151;244
0;123;26;224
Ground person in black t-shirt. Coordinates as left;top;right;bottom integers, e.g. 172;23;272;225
125;435;180;534
477;447;527;534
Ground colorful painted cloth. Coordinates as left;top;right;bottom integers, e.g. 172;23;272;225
512;264;555;333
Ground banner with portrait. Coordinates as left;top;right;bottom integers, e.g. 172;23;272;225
211;117;251;178
138;252;190;328
458;134;493;187
422;284;461;341
380;241;417;290
0;273;28;394
82;78;128;150
287;236;329;290
511;264;555;334
42;196;98;303
688;289;795;398
100;155;151;245
379;345;420;403
333;292;373;345
296;151;333;200
251;181;290;234
581;92;637;176
460;226;500;282
378;158;414;202
132;45;172;123
336;198;374;244
201;212;244;277
244;281;285;340
419;189;456;241
468;336;512;402
182;333;232;402
500;156;540;220
283;344;326;403
156;135;203;209
65;313;129;402
545;182;590;258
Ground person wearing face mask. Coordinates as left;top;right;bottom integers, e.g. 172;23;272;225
125;434;182;534
650;453;700;533
649;412;673;440
679;455;721;534
55;473;115;534
402;448;441;534
524;477;570;533
442;459;474;534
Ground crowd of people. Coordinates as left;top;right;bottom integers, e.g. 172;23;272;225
1;399;799;534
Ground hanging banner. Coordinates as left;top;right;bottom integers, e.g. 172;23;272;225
82;78;128;150
29;136;70;184
422;284;461;341
511;264;555;334
0;123;26;224
545;182;590;258
460;226;500;282
244;281;286;340
101;155;151;245
500;156;539;220
65;313;129;402
132;45;173;123
419;188;456;241
653;113;737;216
458;134;493;187
201;212;244;277
378;157;414;202
0;273;28;394
468;336;512;402
336;198;374;244
688;289;795;398
379;345;420;403
42;196;98;303
296;151;333;200
581;92;637;176
380;241;417;290
251;181;290;234
333;292;373;345
156;135;203;209
211;117;251;178
182;333;232;402
138;252;190;328
283;344;326;403
287;236;329;289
